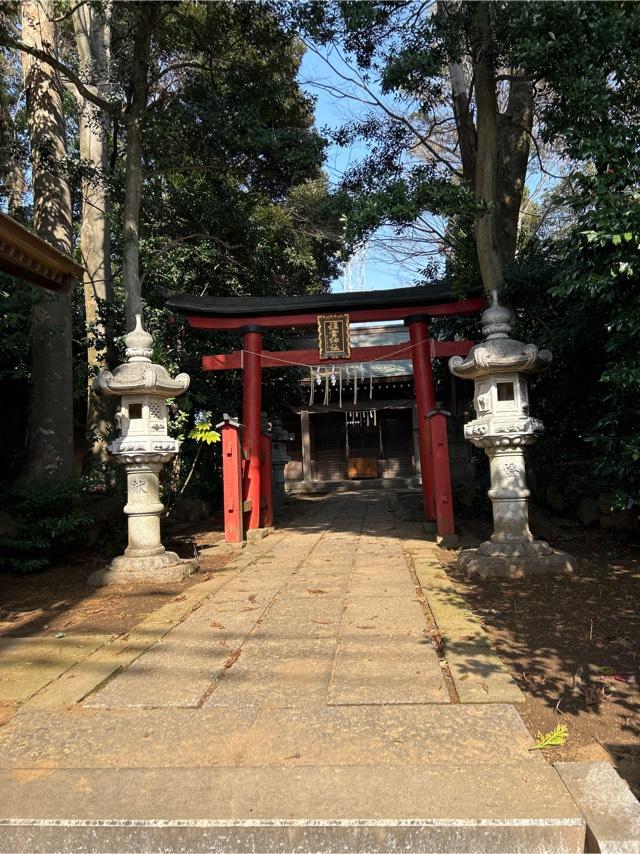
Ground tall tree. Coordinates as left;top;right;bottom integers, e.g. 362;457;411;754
296;0;536;294
72;0;113;367
72;0;115;456
20;0;74;479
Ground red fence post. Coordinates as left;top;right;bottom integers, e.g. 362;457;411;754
260;433;273;529
217;414;244;543
428;409;457;546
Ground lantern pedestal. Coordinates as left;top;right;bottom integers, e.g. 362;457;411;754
89;552;195;587
88;457;196;587
458;546;574;579
449;294;575;578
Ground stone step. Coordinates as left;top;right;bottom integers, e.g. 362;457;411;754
0;763;584;853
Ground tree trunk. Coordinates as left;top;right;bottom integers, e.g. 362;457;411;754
449;59;477;185
72;0;115;461
471;1;503;297
20;0;75;481
0;56;27;212
123;4;156;333
496;76;534;268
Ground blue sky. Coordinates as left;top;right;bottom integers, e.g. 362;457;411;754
299;49;419;294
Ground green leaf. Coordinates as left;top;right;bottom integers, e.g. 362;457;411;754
188;422;221;445
530;724;569;751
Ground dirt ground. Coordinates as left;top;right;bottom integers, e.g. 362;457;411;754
442;515;640;797
0;523;232;639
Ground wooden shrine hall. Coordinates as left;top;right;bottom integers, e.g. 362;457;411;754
165;284;485;543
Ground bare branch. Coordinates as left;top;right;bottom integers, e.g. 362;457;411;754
52;0;89;24
302;38;463;178
153;60;211;82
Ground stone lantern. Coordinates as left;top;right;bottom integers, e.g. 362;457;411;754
449;294;575;578
88;315;196;586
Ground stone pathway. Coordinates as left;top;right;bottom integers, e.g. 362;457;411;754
84;492;447;711
0;492;587;851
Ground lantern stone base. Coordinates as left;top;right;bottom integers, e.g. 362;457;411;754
88;552;197;587
459;540;575;579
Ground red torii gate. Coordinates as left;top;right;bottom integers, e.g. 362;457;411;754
165;285;485;543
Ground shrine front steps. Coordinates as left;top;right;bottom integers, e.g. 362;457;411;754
0;705;586;853
0;763;585;853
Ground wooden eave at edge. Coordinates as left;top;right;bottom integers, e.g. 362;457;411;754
0;213;84;293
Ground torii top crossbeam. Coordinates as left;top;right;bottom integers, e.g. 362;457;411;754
164;283;485;330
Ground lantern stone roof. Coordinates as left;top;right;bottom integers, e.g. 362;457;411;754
94;315;190;397
449;294;552;379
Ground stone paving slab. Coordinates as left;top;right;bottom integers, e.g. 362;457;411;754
0;705;540;770
206;638;337;709
340;596;426;639
240;705;544;767
414;558;524;704
282;574;350;598
0;635;110;703
84;596;269;709
251;596;344;640
347;573;416;598
84;548;320;710
0;708;258;768
328;636;448;705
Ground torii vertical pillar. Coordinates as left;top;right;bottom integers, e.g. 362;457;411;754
242;327;263;531
406;315;436;522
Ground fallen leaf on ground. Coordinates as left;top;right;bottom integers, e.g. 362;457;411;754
424;628;445;654
223;649;241;669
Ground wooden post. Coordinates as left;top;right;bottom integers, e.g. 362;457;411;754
242;327;263;530
218;415;243;543
428;409;456;544
301;410;312;484
405;315;436;521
